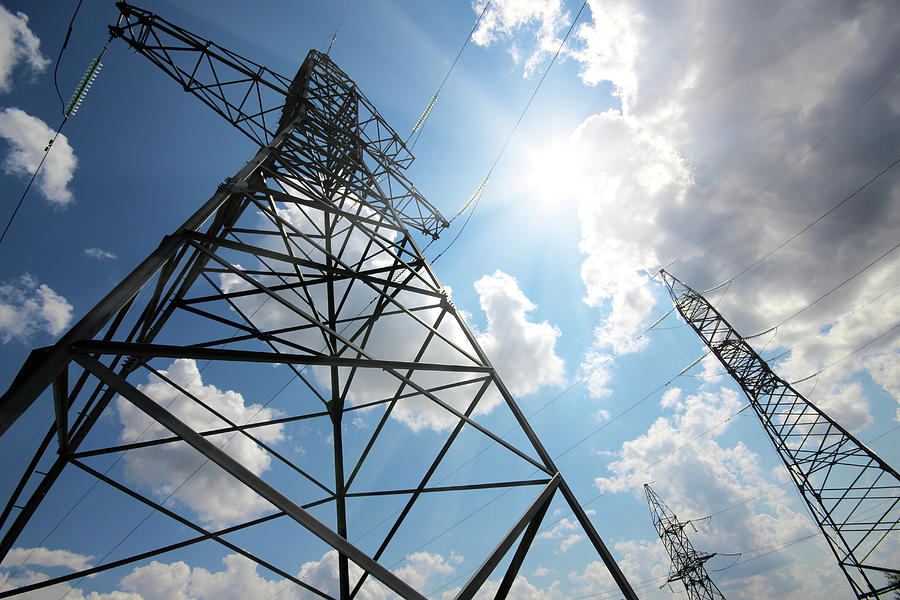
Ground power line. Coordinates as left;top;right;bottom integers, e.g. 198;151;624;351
405;1;492;150
0;123;67;247
771;240;900;330
1;41;107;248
725;156;900;286
324;0;353;56
430;0;590;264
662;65;900;276
53;0;85;114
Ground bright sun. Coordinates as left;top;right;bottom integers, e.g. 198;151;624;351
521;137;580;210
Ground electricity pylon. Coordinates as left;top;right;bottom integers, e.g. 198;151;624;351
660;270;900;599
644;484;726;600
0;4;639;599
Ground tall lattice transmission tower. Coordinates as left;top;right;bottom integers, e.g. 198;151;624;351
660;270;900;599
644;484;726;600
0;4;638;599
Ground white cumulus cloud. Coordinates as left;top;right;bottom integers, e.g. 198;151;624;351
116;359;285;527
473;270;565;396
0;273;73;343
472;0;568;75
0;5;49;93
0;107;77;205
0;547;93;572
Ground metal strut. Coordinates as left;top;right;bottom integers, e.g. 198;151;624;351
0;4;638;600
661;270;900;599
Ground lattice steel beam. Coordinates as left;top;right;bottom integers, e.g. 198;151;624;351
0;6;639;599
661;270;900;599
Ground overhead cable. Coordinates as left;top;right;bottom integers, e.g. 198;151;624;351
727;156;900;285
0;43;108;248
663;65;900;274
431;0;590;264
324;0;353;56
53;0;85;114
406;1;493;149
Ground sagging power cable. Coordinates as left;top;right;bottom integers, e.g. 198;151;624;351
0;3;107;249
660;65;900;277
430;0;590;264
406;1;492;150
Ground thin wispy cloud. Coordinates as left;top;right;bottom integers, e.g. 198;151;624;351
84;247;117;260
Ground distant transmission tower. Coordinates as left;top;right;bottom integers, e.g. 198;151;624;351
661;270;900;599
644;484;726;600
0;4;638;599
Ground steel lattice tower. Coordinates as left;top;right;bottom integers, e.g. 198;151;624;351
644;484;726;600
0;4;639;599
660;270;900;599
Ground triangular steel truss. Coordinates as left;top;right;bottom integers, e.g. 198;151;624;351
0;5;638;599
661;270;900;599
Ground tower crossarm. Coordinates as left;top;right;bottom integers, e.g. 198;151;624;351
660;270;900;599
109;2;448;238
110;1;293;146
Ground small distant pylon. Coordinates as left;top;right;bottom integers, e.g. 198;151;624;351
644;484;726;600
661;270;900;599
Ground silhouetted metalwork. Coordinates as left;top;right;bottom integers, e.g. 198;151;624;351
661;270;900;599
0;4;639;599
644;484;725;600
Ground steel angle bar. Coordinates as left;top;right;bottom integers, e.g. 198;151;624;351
346;376;506;599
74;354;427;600
186;231;337;273
494;498;551;600
558;478;640;600
247;192;441;296
243;183;406;235
188;239;484;369
70;406;333;459
140;362;334;495
68;459;335;600
52;369;69;452
377;365;551;474
70;341;492;374
454;475;560;600
0;111;304;436
342;306;453;490
344;479;552;498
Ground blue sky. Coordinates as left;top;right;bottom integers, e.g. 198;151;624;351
0;1;898;599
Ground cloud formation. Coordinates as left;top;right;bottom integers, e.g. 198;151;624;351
84;247;117;260
0;547;93;572
0;5;49;93
116;359;285;527
473;270;565;396
0;108;78;206
593;384;846;598
0;273;73;343
477;0;900;427
472;0;567;75
0;549;461;600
